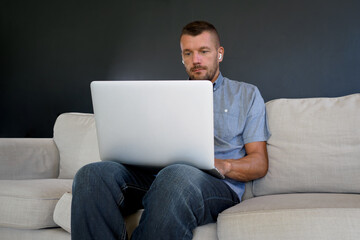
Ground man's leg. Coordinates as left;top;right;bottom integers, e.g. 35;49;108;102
71;161;156;240
131;164;240;240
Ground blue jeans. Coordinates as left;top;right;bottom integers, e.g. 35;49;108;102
71;162;240;240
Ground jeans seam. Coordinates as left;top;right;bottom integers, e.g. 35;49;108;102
120;225;127;240
194;197;239;215
203;196;240;205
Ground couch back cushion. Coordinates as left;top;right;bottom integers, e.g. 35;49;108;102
54;113;101;179
253;94;360;196
0;138;59;180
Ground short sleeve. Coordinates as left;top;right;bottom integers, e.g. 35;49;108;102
242;88;271;144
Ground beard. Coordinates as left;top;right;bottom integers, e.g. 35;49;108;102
187;60;218;81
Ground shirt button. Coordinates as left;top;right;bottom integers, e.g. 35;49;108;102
224;109;228;113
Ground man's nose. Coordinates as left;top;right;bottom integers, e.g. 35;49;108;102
192;52;201;64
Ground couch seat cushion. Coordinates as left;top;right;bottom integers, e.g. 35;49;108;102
54;192;218;239
0;179;72;229
0;227;70;240
218;193;360;240
53;192;144;236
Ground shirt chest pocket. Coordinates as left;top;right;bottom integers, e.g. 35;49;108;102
214;112;242;141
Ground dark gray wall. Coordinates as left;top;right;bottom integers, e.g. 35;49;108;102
1;0;360;137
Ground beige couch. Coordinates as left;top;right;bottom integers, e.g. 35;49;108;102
1;93;359;240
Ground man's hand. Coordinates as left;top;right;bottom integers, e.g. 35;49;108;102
214;141;268;182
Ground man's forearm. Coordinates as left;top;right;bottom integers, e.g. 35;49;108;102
214;141;268;182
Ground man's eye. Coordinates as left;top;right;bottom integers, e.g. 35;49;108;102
184;52;191;56
202;51;209;54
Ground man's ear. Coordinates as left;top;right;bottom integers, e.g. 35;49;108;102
218;47;224;62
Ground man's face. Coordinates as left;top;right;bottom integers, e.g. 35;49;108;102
180;31;223;83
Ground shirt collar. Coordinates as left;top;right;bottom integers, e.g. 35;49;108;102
213;72;224;91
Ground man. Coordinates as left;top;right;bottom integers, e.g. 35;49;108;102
71;21;270;240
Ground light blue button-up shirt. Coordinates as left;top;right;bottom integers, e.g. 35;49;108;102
213;73;270;199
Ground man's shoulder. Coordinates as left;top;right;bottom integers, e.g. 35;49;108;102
223;77;260;95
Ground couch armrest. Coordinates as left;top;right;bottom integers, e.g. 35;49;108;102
0;138;60;180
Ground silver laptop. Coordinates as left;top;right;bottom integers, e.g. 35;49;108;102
90;80;224;179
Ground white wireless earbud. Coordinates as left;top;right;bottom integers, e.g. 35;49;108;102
219;54;222;60
182;60;184;64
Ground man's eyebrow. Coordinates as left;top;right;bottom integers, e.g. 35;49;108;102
182;46;212;53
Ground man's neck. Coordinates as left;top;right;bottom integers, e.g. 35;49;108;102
211;71;220;83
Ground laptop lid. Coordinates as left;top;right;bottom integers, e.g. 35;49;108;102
90;80;216;170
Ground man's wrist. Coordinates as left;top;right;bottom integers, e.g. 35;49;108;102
222;159;232;175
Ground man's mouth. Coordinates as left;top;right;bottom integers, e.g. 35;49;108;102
191;66;207;73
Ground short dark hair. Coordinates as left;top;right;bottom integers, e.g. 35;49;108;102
180;21;220;47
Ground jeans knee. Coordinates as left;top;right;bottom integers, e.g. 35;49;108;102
72;162;98;193
150;164;205;199
72;161;124;194
73;162;95;183
157;164;203;182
